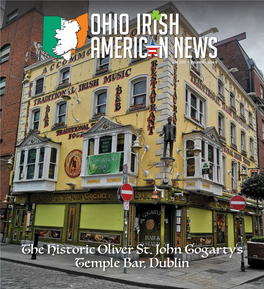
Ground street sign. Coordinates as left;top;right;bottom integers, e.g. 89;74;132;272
230;195;246;211
202;162;210;174
250;169;260;177
123;201;129;211
121;183;133;201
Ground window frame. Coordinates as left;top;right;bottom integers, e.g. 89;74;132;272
53;100;68;126
239;102;246;121
218;111;226;139
231;160;237;191
217;78;225;102
91;87;109;119
57;65;71;89
185;85;206;127
190;50;202;78
29;107;41;132
94;53;110;75
0;44;11;64
230;91;236;112
0;77;6;96
249;137;254;159
248;111;253;127
6;10;18;24
32;76;45;97
240;129;246;154
230;121;237;147
128;75;149;111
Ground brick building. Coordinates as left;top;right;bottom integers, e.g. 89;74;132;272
216;33;264;172
0;0;89;240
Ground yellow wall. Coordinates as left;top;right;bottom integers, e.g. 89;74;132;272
228;213;235;249
244;215;253;233
189;208;212;233
34;204;65;227
80;204;124;231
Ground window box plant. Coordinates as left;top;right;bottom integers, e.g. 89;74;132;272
247;236;264;267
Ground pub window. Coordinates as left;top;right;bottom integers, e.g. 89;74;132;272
241;130;246;152
0;44;10;64
67;206;75;241
216;213;225;245
222;155;226;186
218;79;225;101
117;134;124;172
0;77;6;96
218;111;225;137
95;91;107;116
88;139;95;155
190;51;201;76
240;102;245;119
186;140;195;177
216;149;221;183
57;66;71;89
131;79;147;108
231;160;237;190
230;92;236;111
176;209;182;247
248;111;253;127
185;88;205;126
96;54;110;74
208;145;214;181
19;151;25;180
27;149;37;179
49;148;57;179
56;101;67;124
99;136;112;154
230;122;237;146
38;147;45;178
131;135;137;173
31;109;40;130
35;78;44;95
249;137;254;158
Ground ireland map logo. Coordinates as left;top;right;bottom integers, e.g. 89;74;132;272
43;13;88;60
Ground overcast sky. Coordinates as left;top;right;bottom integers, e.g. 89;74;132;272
89;0;264;73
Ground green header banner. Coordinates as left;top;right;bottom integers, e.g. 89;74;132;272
88;152;121;175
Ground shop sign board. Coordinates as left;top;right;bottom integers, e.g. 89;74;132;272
230;195;246;211
202;162;210;174
121;183;133;201
88;152;121;175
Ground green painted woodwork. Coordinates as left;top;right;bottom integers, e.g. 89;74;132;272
244;215;253;233
227;213;235;249
34;204;66;227
189;207;212;233
80;204;124;231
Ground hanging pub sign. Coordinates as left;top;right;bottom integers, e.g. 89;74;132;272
88;152;121;175
64;150;82;178
202;162;210;174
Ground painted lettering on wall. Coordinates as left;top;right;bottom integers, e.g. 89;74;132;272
56;123;89;140
103;68;131;84
43;105;50;128
78;79;99;92
114;85;122;112
223;147;250;166
147;60;157;135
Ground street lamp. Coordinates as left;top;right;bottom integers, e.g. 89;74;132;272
62;89;71;101
131;134;150;177
199;27;219;37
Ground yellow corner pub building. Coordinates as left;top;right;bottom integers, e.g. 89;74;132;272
6;3;262;259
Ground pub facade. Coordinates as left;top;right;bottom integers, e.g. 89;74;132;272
6;2;261;258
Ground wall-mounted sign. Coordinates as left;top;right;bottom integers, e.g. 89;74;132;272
88;152;121;175
202;162;210;174
64;150;82;178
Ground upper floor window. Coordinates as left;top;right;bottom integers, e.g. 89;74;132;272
231;161;237;190
249;137;254;159
261;85;263;100
186;140;195;177
31;109;40;131
57;66;71;89
240;102;246;121
57;102;67;124
218;112;225;138
0;77;6;95
241;130;246;153
129;76;148;110
6;10;18;24
35;78;44;95
248;111;253;127
230;122;237;147
230;92;236;111
218;79;225;101
241;165;247;184
190;51;201;77
0;44;10;64
96;54;110;74
185;87;205;126
92;88;108;118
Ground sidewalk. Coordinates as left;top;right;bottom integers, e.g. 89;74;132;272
1;244;264;289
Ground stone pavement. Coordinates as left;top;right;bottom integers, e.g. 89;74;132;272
1;244;264;289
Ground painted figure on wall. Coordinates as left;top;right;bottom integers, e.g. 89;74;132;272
160;117;176;158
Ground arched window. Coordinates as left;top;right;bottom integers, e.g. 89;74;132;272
230;122;237;146
240;130;246;153
0;77;6;95
0;44;10;63
218;111;225;138
128;75;149;111
91;87;109;119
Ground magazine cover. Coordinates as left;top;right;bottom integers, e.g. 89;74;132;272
1;0;264;288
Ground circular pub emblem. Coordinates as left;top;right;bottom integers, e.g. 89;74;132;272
64;150;82;178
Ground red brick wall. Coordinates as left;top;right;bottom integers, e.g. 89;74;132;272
253;71;264;99
0;9;43;214
257;110;264;172
216;41;250;92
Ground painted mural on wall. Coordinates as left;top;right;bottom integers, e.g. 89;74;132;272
64;149;82;178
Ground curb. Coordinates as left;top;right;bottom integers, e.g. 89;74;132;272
0;257;186;289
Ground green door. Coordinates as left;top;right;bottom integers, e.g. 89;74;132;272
12;206;26;244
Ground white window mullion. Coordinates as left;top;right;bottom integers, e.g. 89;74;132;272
94;137;99;155
44;147;51;179
124;133;130;171
23;149;28;180
34;147;40;180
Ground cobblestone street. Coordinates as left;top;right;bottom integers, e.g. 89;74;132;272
0;261;149;289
